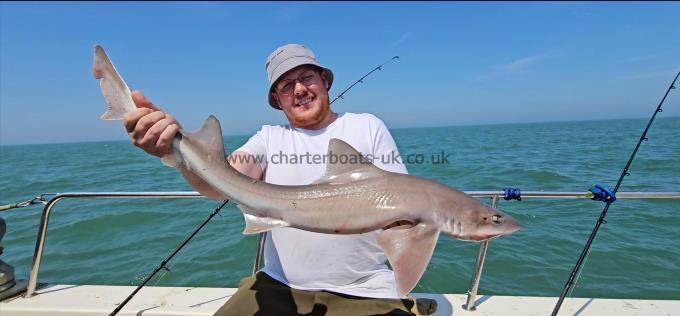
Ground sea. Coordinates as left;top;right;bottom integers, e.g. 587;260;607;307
0;117;678;300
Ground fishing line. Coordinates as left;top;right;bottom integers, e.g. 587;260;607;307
109;199;229;316
551;71;679;315
567;246;591;297
150;262;171;287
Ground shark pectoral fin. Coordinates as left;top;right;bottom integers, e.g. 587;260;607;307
377;223;440;296
238;205;289;234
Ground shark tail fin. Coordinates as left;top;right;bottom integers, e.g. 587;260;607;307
93;44;136;120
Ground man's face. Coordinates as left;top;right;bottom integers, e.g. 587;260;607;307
272;65;333;129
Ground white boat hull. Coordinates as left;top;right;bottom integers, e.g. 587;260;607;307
1;284;678;315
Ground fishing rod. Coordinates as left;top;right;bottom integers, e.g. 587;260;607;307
109;199;229;316
111;55;400;314
329;56;399;105
551;71;679;315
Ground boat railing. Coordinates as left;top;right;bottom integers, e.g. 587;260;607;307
17;191;680;311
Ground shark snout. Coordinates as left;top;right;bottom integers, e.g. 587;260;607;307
468;207;521;241
498;212;521;234
489;207;521;233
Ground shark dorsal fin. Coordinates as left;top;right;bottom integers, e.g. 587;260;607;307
313;138;386;184
180;115;226;165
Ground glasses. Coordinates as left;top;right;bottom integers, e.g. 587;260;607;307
275;69;319;96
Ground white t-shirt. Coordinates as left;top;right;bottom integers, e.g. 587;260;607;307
235;112;407;299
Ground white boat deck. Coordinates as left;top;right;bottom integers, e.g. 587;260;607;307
1;284;678;316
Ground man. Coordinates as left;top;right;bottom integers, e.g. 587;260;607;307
124;44;432;315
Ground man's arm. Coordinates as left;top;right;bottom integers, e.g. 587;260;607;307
124;90;263;200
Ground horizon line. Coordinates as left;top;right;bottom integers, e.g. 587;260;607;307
1;115;677;147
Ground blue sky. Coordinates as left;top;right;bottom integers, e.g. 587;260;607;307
1;2;678;145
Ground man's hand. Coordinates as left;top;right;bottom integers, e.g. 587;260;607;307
121;91;264;200
123;90;181;157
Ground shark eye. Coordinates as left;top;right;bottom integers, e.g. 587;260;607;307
492;215;503;224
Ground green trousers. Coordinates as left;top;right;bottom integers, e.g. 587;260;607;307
213;272;425;316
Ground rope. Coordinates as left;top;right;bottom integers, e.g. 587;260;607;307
503;187;522;201
588;184;616;202
0;194;53;211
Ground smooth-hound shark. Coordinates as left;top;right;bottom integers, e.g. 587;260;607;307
93;44;521;295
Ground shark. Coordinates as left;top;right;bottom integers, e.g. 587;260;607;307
93;44;521;295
